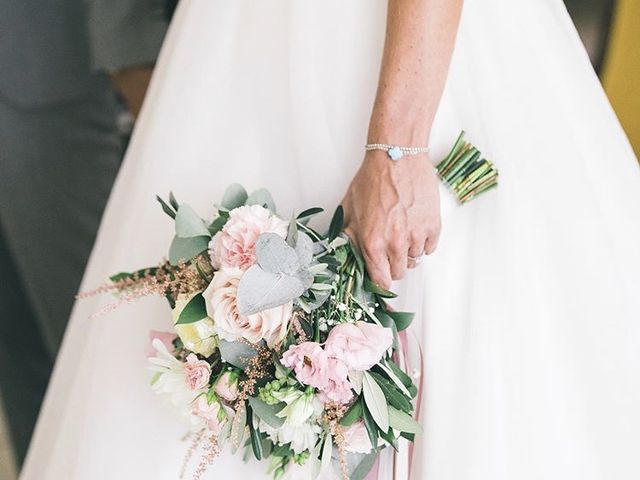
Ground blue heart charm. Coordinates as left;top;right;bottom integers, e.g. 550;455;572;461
388;146;403;161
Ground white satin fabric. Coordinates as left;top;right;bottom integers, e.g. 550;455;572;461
21;1;640;479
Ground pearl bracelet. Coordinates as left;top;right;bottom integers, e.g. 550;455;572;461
365;143;430;161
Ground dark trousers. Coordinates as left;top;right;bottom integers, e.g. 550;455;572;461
0;83;123;466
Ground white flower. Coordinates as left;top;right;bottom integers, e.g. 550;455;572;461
260;419;322;454
276;390;316;427
148;339;203;419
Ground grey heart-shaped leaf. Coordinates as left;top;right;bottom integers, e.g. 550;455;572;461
236;265;305;315
255;233;300;275
218;339;258;369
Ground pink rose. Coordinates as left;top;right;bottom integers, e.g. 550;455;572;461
324;321;393;371
343;421;374;453
192;397;227;434
214;371;239;402
318;358;353;404
184;353;211;390
145;330;177;358
203;268;292;347
209;205;288;270
281;342;329;389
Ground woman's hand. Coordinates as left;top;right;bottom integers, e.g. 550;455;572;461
342;150;441;289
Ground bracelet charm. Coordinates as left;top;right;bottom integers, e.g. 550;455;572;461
365;143;430;161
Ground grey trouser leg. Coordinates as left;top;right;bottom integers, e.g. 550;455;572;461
0;84;123;465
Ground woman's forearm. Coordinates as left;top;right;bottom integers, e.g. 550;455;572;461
368;0;463;146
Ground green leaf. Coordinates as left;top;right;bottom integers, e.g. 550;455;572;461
387;360;418;398
230;404;247;455
377;360;412;398
321;435;333;472
221;183;248;210
328;205;344;241
286;212;298;247
361;399;379;450
386;310;415;332
376;310;400;351
208;213;228;236
246;404;263;460
175;204;211;238
339;400;363;427
389;406;422;434
169;192;179;210
350;452;378;480
247;397;285;429
369;371;412;413
156;195;176;219
364;276;397;298
168;235;209;265
246;188;276;212
378;424;399;451
296;207;324;222
362;371;389;433
175;294;207;325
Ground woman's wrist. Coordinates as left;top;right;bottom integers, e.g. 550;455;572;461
367;104;433;147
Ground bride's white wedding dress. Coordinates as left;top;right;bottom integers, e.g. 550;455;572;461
21;1;640;479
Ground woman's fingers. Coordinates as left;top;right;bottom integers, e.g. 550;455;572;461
362;237;392;289
389;239;408;280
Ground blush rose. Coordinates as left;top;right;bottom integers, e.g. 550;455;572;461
324;321;393;371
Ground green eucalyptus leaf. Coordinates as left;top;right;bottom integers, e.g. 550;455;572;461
208;213;228;236
362;371;389;433
175;294;207;325
168;235;209;265
175;204;210;238
221;183;248;210
246;188;276;212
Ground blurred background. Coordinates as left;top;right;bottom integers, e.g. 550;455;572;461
0;1;638;479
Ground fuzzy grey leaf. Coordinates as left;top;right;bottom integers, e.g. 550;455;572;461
218;339;258;369
255;233;300;275
236;265;305;315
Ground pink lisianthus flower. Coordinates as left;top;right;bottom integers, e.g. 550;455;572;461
184;354;211;390
209;204;288;271
281;342;329;389
145;330;177;358
203;268;292;348
214;371;239;402
324;321;393;371
192;396;228;434
318;358;353;404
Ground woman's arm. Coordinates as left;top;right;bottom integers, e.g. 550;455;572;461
343;0;463;288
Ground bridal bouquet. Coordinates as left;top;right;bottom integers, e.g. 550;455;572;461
103;184;420;480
